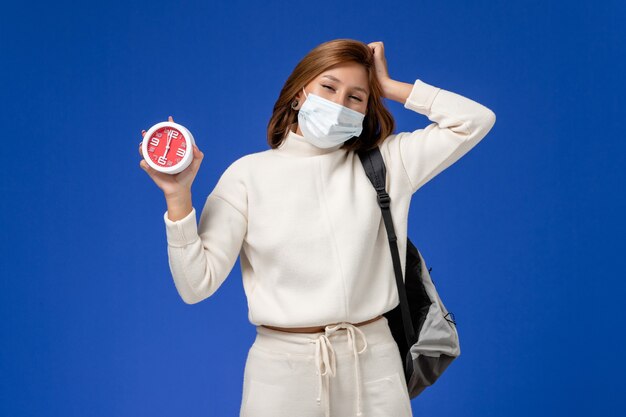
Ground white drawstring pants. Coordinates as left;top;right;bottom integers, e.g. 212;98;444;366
239;316;414;417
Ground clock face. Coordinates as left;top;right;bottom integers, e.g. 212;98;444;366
146;126;188;168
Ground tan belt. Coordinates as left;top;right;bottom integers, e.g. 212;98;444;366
260;314;383;334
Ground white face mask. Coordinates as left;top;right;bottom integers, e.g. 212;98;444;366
297;87;365;149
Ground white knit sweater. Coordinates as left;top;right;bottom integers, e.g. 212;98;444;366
163;79;496;327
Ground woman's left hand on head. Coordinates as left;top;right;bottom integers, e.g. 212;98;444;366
368;41;392;93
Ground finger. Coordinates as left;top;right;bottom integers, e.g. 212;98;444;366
192;146;203;163
168;115;173;122
140;159;156;176
192;148;202;162
141;129;146;137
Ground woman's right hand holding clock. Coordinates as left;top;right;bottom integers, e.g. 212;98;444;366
138;115;202;221
138;115;204;198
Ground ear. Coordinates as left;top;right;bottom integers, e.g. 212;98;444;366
290;94;301;111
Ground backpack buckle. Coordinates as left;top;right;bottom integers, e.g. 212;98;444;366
377;192;391;208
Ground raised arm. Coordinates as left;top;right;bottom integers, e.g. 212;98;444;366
367;41;496;195
163;158;248;304
380;78;496;194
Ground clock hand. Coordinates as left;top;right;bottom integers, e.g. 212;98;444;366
162;130;174;158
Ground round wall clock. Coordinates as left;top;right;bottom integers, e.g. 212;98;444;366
142;121;196;174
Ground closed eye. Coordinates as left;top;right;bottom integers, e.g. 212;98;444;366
322;84;363;102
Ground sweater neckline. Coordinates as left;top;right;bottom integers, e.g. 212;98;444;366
274;124;344;157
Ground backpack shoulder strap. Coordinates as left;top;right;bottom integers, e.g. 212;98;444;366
357;146;417;345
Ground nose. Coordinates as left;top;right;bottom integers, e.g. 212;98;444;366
329;94;350;107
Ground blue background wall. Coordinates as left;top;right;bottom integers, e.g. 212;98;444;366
2;0;624;416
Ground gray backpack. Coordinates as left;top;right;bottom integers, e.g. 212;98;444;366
357;145;461;398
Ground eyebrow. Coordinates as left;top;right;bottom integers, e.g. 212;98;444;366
321;75;369;95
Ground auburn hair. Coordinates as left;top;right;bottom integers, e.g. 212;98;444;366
266;39;395;153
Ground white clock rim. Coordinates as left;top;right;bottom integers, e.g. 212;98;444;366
142;121;196;174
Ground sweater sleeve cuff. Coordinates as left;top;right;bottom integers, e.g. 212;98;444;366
163;207;199;247
403;79;442;115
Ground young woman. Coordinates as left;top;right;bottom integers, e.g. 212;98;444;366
138;39;496;417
